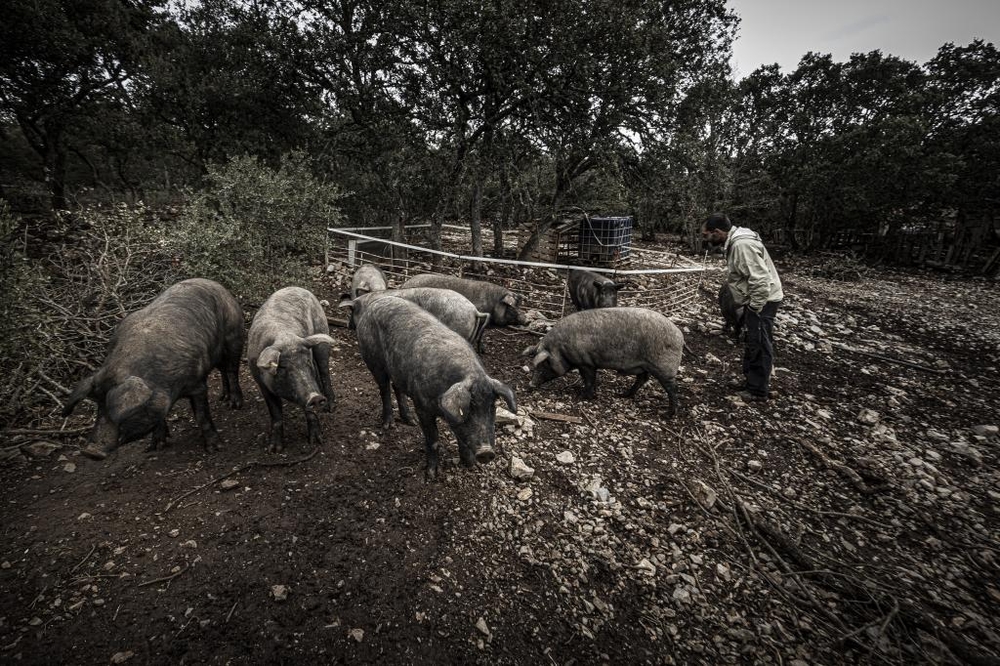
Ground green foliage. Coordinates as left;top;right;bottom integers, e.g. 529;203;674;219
169;152;344;303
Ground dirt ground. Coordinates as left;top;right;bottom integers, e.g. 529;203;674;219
1;256;999;665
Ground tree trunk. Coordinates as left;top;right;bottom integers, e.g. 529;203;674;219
518;184;565;261
783;191;800;251
43;122;68;211
469;179;483;257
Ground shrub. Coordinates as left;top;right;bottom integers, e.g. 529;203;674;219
0;202;171;426
168;152;344;303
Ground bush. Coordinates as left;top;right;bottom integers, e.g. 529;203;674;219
168;152;344;303
0;202;171;426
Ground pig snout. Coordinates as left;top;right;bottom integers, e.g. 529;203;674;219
305;392;327;410
475;444;496;464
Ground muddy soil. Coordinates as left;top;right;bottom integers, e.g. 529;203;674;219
1;260;998;665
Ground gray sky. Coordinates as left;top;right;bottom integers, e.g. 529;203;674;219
728;0;1000;76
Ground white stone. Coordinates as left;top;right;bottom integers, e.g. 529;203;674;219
271;584;288;601
509;456;535;481
555;451;575;465
971;425;998;437
692;480;717;510
857;409;880;425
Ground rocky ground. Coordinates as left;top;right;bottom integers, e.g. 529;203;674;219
1;256;998;665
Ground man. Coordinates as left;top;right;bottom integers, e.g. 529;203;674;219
702;213;784;401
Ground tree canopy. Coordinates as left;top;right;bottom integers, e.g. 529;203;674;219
1;0;996;265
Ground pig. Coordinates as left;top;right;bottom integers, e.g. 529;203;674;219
399;273;526;328
62;278;245;460
718;283;745;339
248;287;335;452
350;263;388;299
340;288;490;350
568;268;624;310
353;296;517;480
523;307;683;418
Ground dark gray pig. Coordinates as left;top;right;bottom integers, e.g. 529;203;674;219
354;296;517;480
62;278;245;460
350;263;388;299
568;269;624;310
248;287;335;452
718;283;745;339
340;288;490;349
523;307;683;418
399;273;526;328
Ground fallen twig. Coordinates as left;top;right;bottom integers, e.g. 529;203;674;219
137;565;189;588
2;426;90;438
164;447;320;512
225;600;238;624
503;325;545;337
70;544;97;574
804;336;945;374
730;469;895;530
795;437;887;495
527;410;584;425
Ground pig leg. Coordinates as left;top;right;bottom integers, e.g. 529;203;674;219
261;389;285;453
393;383;415;425
623;372;650;398
146;421;170;453
579;367;598;399
415;407;441;482
375;373;394;430
220;360;244;409
652;371;678;418
189;391;221;452
312;347;334;413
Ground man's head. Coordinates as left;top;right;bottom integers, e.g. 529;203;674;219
702;213;732;246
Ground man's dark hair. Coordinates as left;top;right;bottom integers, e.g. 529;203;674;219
704;213;732;232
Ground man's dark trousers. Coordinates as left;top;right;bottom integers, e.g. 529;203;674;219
744;300;780;396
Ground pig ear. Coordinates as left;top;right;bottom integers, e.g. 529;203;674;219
338;295;354;310
62;374;96;416
257;346;281;374
106;377;153;423
535;350;566;375
303;334;335;348
501;293;517;307
521;345;538;357
491;379;517;413
440;379;473;423
614;283;626;290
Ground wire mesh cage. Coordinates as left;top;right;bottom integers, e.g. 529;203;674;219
578;216;633;265
326;224;706;322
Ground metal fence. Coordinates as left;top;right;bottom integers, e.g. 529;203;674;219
327;224;709;321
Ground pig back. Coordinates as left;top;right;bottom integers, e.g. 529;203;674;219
107;278;244;384
248;286;329;358
390;287;482;341
351;264;388;298
355;296;485;400
545;307;682;373
399;274;498;313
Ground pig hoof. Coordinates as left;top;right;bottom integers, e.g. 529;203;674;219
475;447;496;464
82;445;108;461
